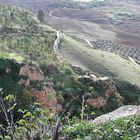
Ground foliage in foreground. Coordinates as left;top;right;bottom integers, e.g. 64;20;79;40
0;93;57;140
0;93;140;140
61;115;140;140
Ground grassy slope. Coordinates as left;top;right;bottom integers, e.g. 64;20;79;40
60;35;140;87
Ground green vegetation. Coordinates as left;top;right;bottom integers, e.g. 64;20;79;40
0;5;38;28
48;0;107;9
0;4;139;140
0;34;56;64
0;59;21;96
0;4;57;114
0;52;24;62
0;4;57;65
0;94;139;140
62;115;140;140
0;94;56;139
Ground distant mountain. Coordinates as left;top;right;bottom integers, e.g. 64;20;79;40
0;0;65;13
116;0;140;4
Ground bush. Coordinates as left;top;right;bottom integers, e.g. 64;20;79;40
0;93;58;140
61;115;140;140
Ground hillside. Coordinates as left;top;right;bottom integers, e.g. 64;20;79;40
60;35;140;105
0;4;125;118
0;4;140;140
0;5;38;28
0;4;60;112
116;0;140;4
0;5;57;63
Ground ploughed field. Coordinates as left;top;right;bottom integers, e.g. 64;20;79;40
52;9;107;22
48;7;140;48
1;0;140;48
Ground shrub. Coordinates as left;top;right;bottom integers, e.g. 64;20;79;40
61;115;140;140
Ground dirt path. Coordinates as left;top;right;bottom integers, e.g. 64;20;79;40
84;39;94;48
49;10;57;19
128;57;140;67
53;31;63;60
49;10;64;20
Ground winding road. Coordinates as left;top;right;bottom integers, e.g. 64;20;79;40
49;10;63;60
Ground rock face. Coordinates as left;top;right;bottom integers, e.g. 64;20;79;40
93;105;140;125
0;59;62;113
14;64;62;113
18;63;62;113
19;64;44;81
73;65;124;109
86;80;123;108
86;97;107;108
31;86;62;113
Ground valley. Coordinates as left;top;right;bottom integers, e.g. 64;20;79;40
0;1;140;139
1;0;140;104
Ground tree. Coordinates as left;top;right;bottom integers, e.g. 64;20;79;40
37;9;45;22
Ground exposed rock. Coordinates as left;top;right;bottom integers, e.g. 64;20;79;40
86;80;123;108
93;105;140;125
18;63;62;113
71;65;123;109
86;97;107;108
32;86;62;113
19;64;44;81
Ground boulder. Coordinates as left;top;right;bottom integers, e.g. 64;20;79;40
93;105;140;125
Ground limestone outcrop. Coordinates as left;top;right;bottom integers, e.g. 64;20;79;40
93;105;140;125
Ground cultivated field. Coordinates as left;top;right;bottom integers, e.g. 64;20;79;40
47;5;140;48
1;0;140;48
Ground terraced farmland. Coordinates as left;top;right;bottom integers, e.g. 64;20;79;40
91;40;140;65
